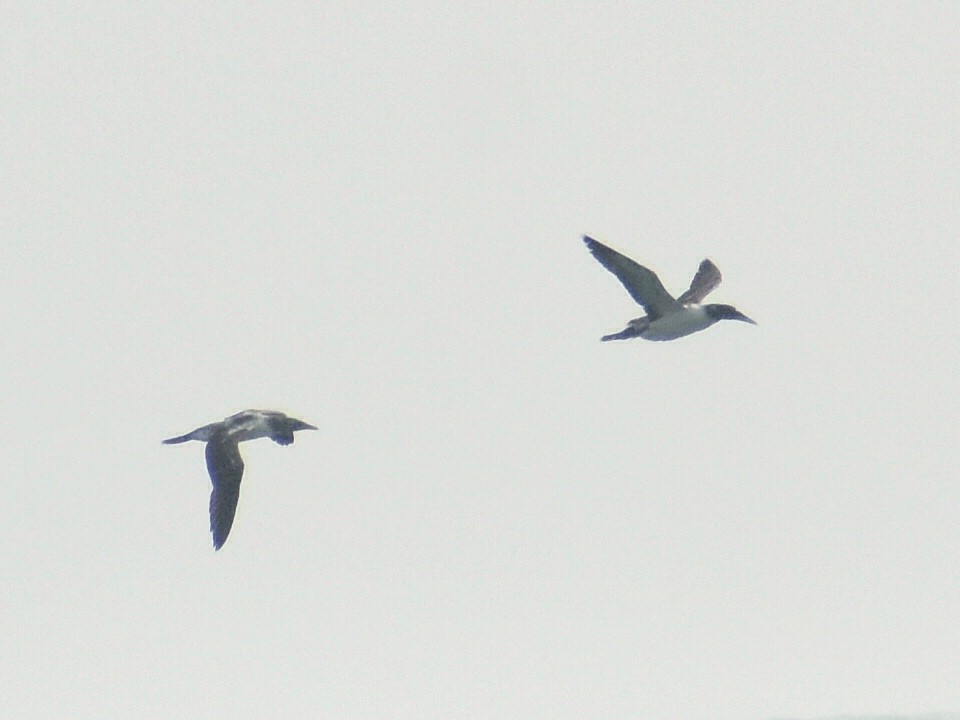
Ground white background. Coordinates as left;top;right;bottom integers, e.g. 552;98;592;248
2;3;958;719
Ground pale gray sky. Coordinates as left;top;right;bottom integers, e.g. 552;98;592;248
2;3;958;719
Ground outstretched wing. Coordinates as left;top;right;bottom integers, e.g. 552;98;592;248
676;259;722;305
582;236;680;319
205;434;244;550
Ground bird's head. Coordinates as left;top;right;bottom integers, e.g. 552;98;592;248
706;304;757;326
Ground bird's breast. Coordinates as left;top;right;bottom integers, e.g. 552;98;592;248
641;305;714;341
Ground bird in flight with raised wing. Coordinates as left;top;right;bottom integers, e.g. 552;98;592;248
163;409;317;549
582;235;756;341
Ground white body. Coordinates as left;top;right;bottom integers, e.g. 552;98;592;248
638;305;714;341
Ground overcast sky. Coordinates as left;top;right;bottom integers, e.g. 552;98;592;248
2;3;958;719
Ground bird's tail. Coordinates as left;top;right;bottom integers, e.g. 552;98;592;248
600;327;640;341
162;421;218;444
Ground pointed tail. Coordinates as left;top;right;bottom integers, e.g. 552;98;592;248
600;327;640;341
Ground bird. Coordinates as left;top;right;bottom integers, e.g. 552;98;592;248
582;235;756;341
162;409;317;549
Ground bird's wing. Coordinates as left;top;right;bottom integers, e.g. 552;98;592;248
205;434;244;550
583;236;680;319
676;259;722;305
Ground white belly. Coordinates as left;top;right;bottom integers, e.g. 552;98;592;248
642;305;713;341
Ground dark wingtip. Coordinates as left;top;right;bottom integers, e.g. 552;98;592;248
212;524;229;550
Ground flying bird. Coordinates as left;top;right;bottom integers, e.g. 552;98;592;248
163;409;317;549
582;235;756;341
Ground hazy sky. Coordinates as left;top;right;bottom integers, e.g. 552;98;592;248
2;3;958;719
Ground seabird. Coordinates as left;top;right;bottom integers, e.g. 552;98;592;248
583;235;756;341
162;409;317;549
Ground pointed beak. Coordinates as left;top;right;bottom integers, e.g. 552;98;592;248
294;420;318;432
735;312;757;325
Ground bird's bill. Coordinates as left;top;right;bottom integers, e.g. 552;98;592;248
734;311;757;325
293;420;318;431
